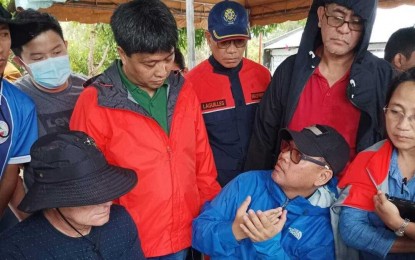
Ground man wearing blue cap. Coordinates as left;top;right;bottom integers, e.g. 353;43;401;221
186;0;271;187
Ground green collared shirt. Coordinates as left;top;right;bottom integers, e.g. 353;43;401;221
117;60;169;134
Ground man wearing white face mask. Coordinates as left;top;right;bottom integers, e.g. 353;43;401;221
11;9;86;137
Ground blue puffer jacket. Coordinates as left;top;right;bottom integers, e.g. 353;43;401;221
192;170;337;260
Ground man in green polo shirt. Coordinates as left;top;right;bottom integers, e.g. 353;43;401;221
117;60;169;133
70;0;221;258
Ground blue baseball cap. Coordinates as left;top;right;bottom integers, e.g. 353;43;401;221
208;0;251;42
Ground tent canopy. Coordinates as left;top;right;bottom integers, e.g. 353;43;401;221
39;0;415;27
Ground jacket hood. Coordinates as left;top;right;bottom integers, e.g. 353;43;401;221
299;0;377;64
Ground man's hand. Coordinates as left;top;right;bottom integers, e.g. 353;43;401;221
263;207;284;226
232;196;252;241
240;207;287;243
374;190;403;230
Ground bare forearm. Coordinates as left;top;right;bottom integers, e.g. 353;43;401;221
0;164;19;218
9;176;30;220
403;223;415;241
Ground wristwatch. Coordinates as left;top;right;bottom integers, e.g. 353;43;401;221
395;218;410;237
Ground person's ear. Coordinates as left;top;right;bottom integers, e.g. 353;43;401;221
64;40;68;49
392;53;405;71
314;168;333;187
117;46;127;64
205;31;213;47
317;6;325;28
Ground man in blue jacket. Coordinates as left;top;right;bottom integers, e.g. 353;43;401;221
193;125;349;259
245;0;394;171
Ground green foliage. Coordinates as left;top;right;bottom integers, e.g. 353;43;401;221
0;0;11;8
1;0;16;13
178;28;206;50
62;22;118;76
61;20;306;74
264;20;306;41
251;24;279;37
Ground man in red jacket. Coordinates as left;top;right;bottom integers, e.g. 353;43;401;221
70;0;221;258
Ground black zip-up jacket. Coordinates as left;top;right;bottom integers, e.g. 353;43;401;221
245;0;394;170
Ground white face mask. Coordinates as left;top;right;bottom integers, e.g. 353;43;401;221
27;55;71;89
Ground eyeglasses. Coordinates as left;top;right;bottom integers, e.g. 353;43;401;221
384;107;415;126
216;39;247;49
324;8;363;31
280;140;330;170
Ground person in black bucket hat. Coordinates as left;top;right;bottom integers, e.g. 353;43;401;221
192;125;349;259
0;131;146;259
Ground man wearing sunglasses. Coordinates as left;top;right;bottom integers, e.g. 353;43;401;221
246;0;394;173
186;0;271;187
192;124;349;259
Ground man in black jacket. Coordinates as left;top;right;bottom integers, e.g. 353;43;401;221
245;0;394;171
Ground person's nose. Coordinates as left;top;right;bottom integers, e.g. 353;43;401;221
396;115;412;130
154;62;170;78
279;149;291;163
336;21;352;34
0;42;6;56
226;41;238;53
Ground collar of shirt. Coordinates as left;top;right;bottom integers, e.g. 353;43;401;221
116;60;168;102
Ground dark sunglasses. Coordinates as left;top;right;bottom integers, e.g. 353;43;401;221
216;39;247;49
280;140;330;170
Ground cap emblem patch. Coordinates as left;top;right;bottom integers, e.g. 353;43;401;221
223;8;237;24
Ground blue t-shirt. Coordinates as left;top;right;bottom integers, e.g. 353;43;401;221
0;205;145;259
0;79;37;178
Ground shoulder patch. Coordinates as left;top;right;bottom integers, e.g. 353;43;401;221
251;92;265;101
201;99;226;111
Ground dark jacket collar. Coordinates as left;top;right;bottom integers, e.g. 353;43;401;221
208;55;243;76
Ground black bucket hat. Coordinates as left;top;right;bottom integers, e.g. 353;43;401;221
19;131;138;213
279;125;349;175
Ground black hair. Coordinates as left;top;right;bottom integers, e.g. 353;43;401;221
11;9;64;57
174;48;186;70
110;0;178;56
384;27;415;63
385;67;415;105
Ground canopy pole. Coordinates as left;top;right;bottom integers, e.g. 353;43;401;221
186;0;196;69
